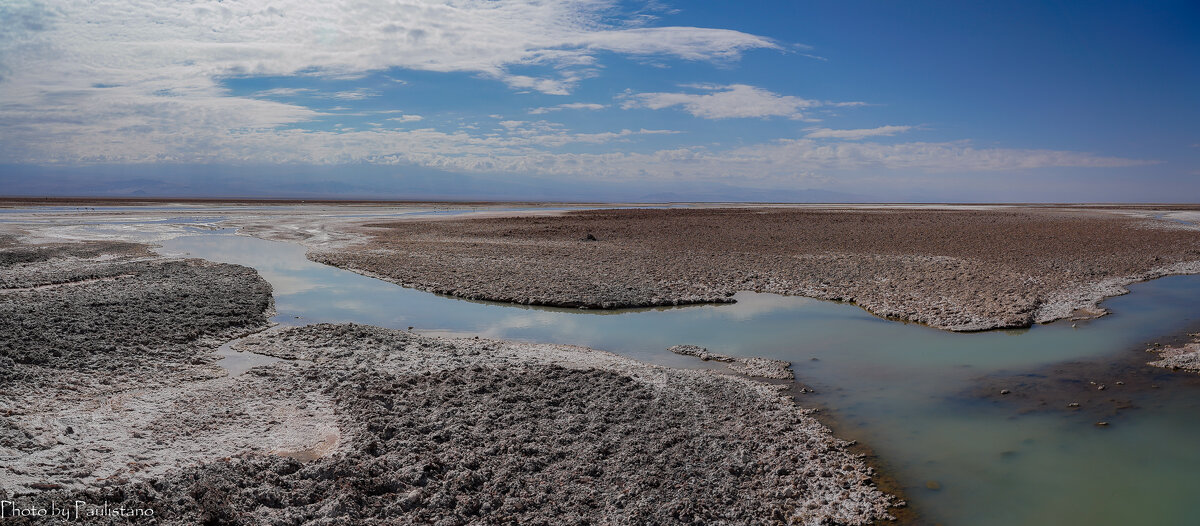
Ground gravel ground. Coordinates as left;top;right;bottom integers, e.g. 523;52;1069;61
310;207;1200;331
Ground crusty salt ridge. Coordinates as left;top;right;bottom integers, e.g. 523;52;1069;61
668;344;795;379
5;203;1200;332
0;239;341;496
1148;335;1200;373
12;323;899;524
1;237;896;524
215;323;895;525
307;207;1200;331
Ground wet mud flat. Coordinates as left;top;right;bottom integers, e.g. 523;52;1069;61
311;207;1200;331
0;237;896;524
971;318;1200;422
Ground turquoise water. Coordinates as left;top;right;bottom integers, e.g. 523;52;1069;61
155;232;1200;525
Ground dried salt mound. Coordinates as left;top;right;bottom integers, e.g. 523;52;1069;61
669;344;794;380
1148;339;1200;373
311;207;1200;331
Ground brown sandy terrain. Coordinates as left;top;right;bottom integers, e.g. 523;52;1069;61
310;207;1200;331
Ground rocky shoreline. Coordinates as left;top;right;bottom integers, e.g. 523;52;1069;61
310;207;1200;331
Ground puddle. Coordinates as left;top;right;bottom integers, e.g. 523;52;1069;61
214;337;284;376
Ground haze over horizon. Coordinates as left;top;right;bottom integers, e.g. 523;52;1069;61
1;1;1197;202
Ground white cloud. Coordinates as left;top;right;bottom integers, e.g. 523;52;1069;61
570;27;776;61
0;0;1157;188
331;88;381;100
498;120;534;130
254;87;380;100
6;0;775;95
722;139;1154;173
0;111;1151;183
423;138;1153;181
529;102;607;114
254;88;317;98
0;0;778;165
481;119;676;146
825;101;869;108
620;84;823;119
805;125;912;140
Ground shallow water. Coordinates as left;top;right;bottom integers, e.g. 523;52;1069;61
153;231;1200;525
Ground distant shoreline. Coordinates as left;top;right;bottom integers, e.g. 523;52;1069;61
3;197;1199;209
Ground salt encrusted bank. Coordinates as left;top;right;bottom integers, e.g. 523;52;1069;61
1148;335;1200;372
668;344;794;379
0;235;896;524
309;207;1200;331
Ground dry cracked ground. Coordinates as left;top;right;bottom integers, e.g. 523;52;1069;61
0;236;894;525
310;207;1200;331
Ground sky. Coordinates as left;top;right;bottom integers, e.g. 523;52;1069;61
0;0;1197;202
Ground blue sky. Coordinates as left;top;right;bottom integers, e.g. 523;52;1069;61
0;0;1196;201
